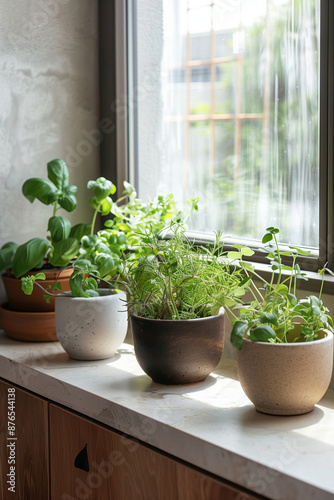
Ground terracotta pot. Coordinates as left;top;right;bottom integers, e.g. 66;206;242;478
55;290;127;360
0;302;57;341
130;311;225;385
236;329;334;415
2;267;73;312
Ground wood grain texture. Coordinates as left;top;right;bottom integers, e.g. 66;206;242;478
0;380;49;500
49;404;178;500
49;404;262;500
176;464;261;500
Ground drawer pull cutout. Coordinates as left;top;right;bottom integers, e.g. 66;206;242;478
74;443;89;472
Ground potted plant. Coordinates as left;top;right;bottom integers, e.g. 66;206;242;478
0;158;91;313
230;227;334;416
124;224;252;385
14;177;193;350
19;176;128;358
0;159;92;341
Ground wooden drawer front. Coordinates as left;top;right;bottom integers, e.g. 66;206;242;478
49;404;259;500
0;380;49;500
49;404;178;499
176;465;261;500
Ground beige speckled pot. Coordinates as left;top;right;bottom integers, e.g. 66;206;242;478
236;330;333;415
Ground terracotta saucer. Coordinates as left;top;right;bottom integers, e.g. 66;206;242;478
0;303;57;342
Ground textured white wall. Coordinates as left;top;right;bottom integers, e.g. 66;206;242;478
0;0;100;249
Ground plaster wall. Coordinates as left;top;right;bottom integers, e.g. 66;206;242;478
0;0;100;250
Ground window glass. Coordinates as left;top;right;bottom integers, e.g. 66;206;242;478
133;0;320;250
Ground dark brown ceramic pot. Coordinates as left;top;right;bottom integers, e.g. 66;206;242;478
130;311;225;385
2;267;72;312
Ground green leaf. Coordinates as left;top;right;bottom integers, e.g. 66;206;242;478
122;181;136;195
64;184;78;196
12;238;50;277
311;304;321;316
0;242;18;274
232;245;254;256
240;247;255;257
21;277;34;295
219;296;237;307
81;235;98;249
280;264;293;271
104;219;114;228
287;293;297;306
234;286;248;297
239;261;255;271
35;272;47;280
275;284;288;295
259;313;278;327
88;195;99;210
69;273;99;298
52;281;62;292
262;233;273;244
309;295;322;308
22;178;59;205
47;159;69;190
49;238;79;267
116;222;131;232
82;277;98;292
95;241;111;255
249;325;276;342
21;273;46;295
95;253;115;278
100;197;112;216
288;246;311;256
227;251;242;260
266;227;279;234
58;194;77;213
48;216;71;243
69;223;92;241
239;276;252;288
88;177;115;202
117;232;127;245
230;321;249;350
74;259;98;274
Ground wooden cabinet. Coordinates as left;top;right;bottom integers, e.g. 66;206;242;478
0;379;49;500
49;404;259;500
0;379;260;500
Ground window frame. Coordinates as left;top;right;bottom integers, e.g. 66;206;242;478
99;0;334;282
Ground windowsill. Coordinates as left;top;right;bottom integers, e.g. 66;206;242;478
248;260;334;295
1;332;334;500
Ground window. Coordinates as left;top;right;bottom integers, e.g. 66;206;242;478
115;0;333;269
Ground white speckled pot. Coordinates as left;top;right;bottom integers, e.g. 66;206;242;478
55;290;127;360
236;330;333;415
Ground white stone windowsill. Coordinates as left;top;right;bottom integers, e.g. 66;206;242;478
0;331;333;500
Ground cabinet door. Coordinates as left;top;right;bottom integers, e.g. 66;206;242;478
49;404;260;500
50;404;178;500
0;379;49;500
176;465;260;500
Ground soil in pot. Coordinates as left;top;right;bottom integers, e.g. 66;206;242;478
2;267;72;312
236;330;334;415
130;311;225;385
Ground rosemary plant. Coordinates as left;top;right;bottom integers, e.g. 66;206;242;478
124;225;251;320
